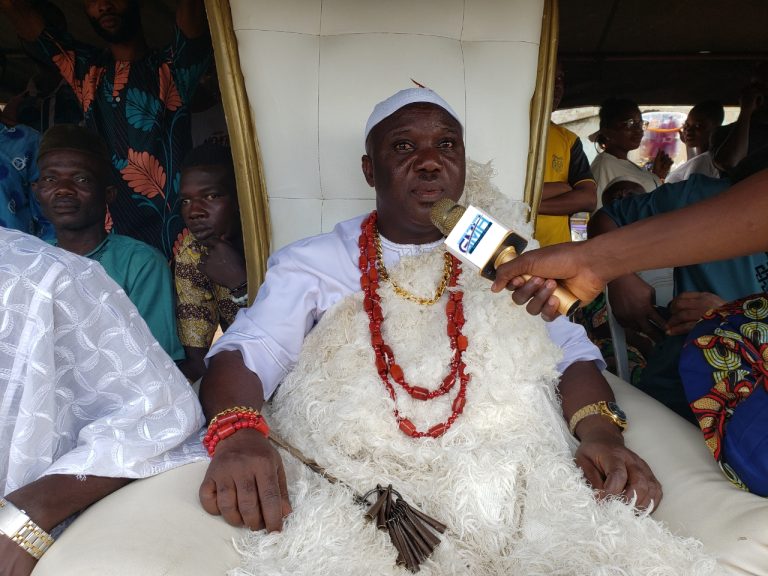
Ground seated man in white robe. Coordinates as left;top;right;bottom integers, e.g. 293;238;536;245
0;228;206;575
197;89;715;574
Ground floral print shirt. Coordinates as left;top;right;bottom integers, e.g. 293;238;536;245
26;26;212;259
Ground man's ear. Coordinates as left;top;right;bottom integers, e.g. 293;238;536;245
361;155;375;187
105;185;117;204
31;181;40;201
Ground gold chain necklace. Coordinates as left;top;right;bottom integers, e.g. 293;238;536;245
374;229;453;306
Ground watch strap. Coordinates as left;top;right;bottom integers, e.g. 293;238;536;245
568;401;626;436
0;498;55;560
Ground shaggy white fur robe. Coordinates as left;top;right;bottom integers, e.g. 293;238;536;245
233;164;716;576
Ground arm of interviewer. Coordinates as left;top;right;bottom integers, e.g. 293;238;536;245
493;169;768;311
198;350;292;533
1;475;131;576
559;361;662;510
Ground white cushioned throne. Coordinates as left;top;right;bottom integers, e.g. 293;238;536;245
231;0;544;251
32;1;768;575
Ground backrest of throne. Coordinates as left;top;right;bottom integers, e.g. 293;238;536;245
222;0;548;258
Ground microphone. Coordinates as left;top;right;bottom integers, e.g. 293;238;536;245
430;198;581;317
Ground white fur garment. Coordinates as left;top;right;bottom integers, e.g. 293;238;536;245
232;162;717;576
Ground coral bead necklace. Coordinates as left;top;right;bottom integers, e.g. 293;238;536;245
358;211;471;439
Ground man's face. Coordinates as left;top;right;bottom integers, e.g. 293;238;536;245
362;103;465;244
180;165;240;247
34;150;113;233
84;0;142;44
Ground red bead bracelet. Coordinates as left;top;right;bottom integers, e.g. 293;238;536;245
203;408;270;457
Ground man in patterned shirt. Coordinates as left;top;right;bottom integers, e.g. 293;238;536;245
175;144;247;381
1;0;212;259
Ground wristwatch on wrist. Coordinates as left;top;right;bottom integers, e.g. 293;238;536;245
0;497;55;559
568;400;628;436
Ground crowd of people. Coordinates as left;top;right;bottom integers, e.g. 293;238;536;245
0;1;765;574
528;59;768;500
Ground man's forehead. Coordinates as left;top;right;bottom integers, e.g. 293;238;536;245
38;148;104;168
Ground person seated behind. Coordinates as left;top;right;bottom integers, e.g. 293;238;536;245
0;118;53;240
535;61;597;247
0;227;205;576
192;88;716;574
713;62;768;176
590;97;672;209
601;177;646;207
589;164;768;421
175;144;247;382
0;0;213;259
666;100;724;184
33;124;184;363
680;293;768;497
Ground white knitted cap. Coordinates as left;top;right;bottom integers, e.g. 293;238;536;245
364;87;462;141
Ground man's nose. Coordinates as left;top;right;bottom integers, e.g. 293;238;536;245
53;180;76;195
95;0;115;14
413;147;442;172
187;199;207;218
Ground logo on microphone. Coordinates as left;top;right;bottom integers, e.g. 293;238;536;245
458;214;492;254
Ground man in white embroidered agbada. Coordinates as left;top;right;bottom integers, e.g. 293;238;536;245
0;228;206;575
199;88;662;521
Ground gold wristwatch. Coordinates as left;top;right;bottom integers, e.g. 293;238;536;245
0;497;55;559
568;401;628;436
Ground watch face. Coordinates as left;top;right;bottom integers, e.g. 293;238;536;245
606;402;627;423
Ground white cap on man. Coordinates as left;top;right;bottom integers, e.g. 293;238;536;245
364;87;462;141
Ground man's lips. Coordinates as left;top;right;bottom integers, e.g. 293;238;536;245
99;15;120;29
412;188;444;202
51;199;80;213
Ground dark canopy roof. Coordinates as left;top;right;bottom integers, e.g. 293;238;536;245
2;1;766;108
558;0;767;108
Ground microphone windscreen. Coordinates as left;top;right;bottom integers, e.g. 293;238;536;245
430;199;466;236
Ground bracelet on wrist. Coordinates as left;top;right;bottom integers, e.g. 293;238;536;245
203;406;270;456
0;498;55;560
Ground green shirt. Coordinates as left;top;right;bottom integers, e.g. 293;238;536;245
84;234;185;361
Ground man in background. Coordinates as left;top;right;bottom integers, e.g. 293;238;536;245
1;0;212;259
175;144;247;381
33;124;184;362
535;61;597;247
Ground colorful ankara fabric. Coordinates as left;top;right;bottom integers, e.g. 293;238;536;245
25;26;212;259
0;122;53;240
80;234;185;361
680;294;768;496
174;232;244;349
0;227;205;496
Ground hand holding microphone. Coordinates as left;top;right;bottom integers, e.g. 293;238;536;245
430;198;581;317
